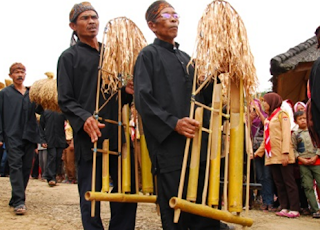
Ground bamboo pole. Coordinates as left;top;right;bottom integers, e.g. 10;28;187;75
173;66;199;223
170;197;253;227
91;26;107;217
208;83;223;207
117;75;122;194
223;77;231;211
85;192;156;203
102;140;110;193
228;78;244;213
133;106;140;194
202;77;217;206
122;104;131;193
187;107;204;202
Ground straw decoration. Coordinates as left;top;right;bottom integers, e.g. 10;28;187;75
189;0;258;101
29;73;60;112
101;17;147;94
0;82;5;90
5;79;13;87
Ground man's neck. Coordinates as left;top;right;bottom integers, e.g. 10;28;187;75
13;83;26;94
79;37;99;51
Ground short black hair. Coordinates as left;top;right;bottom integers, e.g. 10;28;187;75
294;110;305;121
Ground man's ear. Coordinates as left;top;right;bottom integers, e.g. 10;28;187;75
69;22;76;31
147;21;157;34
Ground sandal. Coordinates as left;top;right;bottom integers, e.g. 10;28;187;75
275;209;288;217
14;204;26;215
313;210;320;219
283;211;300;218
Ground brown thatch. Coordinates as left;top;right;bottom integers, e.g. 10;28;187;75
270;36;320;76
270;36;320;104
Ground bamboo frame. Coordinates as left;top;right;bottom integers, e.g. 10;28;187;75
87;17;156;212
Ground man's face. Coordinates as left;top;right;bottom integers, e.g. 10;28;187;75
70;10;99;39
9;69;25;85
148;7;179;44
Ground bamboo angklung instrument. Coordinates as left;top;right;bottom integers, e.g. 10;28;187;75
170;0;258;227
85;16;156;205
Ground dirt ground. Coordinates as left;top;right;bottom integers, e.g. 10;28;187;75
0;177;319;230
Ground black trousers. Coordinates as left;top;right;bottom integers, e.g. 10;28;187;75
46;147;64;182
31;151;39;178
7;140;35;207
157;161;221;230
78;148;137;230
270;164;300;212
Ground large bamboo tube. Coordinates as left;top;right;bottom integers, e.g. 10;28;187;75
122;104;131;193
102;140;110;193
170;197;253;227
208;83;223;207
139;134;153;194
85;192;157;203
187;107;204;202
228;79;244;213
138;114;154;194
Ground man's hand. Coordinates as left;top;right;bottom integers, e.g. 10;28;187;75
281;153;289;166
0;141;3;147
174;117;200;138
84;116;105;143
125;80;134;95
41;143;48;148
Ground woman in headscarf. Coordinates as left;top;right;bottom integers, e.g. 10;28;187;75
250;99;276;211
254;92;300;218
294;102;306;113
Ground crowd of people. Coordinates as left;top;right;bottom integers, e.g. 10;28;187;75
1;0;320;230
250;93;320;219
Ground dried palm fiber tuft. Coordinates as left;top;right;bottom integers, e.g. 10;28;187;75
45;72;55;79
29;73;60;112
189;0;258;102
5;79;12;87
101;17;147;94
0;82;5;90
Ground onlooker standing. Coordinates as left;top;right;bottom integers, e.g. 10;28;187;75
292;110;320;218
62;120;77;184
37;142;48;181
39;109;67;186
255;92;300;218
0;63;40;215
250;99;275;211
57;2;137;229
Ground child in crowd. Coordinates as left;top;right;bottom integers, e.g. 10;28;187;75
292;110;320;218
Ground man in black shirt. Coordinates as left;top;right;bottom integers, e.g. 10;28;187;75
134;1;233;229
39;110;67;186
57;2;136;230
0;63;40;215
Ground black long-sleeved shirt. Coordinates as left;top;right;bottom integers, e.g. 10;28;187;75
0;85;40;150
57;40;132;162
134;38;213;173
40;110;67;148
